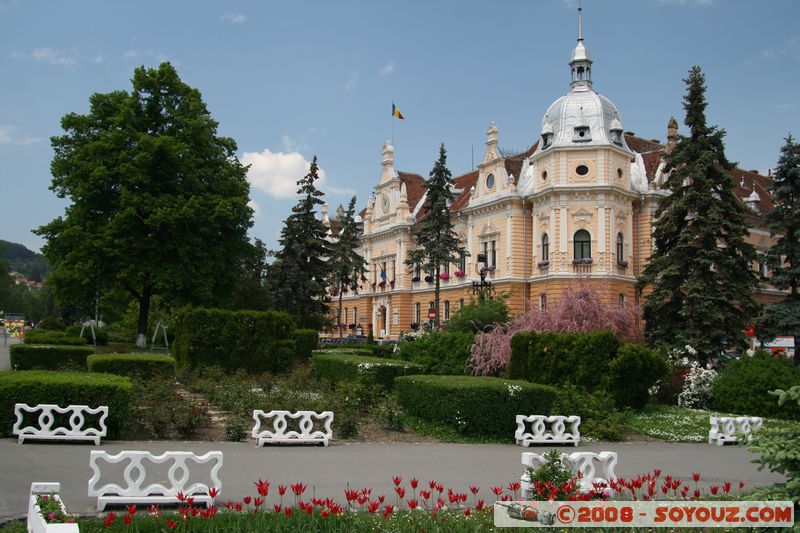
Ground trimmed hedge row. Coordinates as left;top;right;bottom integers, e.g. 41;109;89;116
87;354;176;379
174;307;296;373
0;370;133;439
9;344;95;371
23;329;87;346
312;352;423;390
395;331;474;374
317;343;394;358
396;375;558;437
712;353;800;420
66;325;109;345
293;329;319;361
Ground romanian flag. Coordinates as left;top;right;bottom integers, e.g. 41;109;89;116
392;102;405;120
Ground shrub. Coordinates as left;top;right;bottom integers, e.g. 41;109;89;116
65;324;109;345
37;316;66;331
312;353;423;390
125;376;209;440
677;363;717;409
606;344;669;409
9;344;94;371
293;329;319;361
552;383;628;441
446;298;509;334
24;329;87;346
87;353;176;378
0;370;132;439
394;331;474;374
712;353;800;419
371;345;395;358
173;307;296;373
395;375;558;437
508;332;536;380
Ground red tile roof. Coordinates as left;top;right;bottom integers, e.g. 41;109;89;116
398;172;426;212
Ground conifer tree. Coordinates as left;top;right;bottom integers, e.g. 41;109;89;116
757;135;800;359
405;144;468;329
268;157;331;329
327;196;367;337
637;66;760;359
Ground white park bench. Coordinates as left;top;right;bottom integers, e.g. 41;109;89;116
13;403;108;445
520;451;618;495
28;482;79;533
515;415;581;447
708;416;763;446
88;450;223;511
252;410;334;446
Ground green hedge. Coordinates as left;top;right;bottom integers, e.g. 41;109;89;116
0;370;133;439
607;344;669;409
396;375;558;437
713;353;800;420
509;330;621;391
312;353;423;390
395;331;474;374
24;329;88;346
87;354;176;379
9;344;95;371
173;307;296;373
65;325;109;345
293;329;319;361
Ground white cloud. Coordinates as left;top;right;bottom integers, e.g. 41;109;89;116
12;47;77;67
0;125;40;145
344;71;360;91
657;0;713;5
122;50;139;60
242;148;326;199
221;12;246;24
379;61;395;75
247;199;261;217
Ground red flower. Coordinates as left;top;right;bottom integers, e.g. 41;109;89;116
357;494;367;505
470;485;479;495
234;503;242;512
395;486;406;498
739;481;745;490
410;478;419;489
278;485;287;496
392;476;403;486
190;506;201;517
653;469;661;477
692;472;700;483
320;508;330;519
681;486;689;498
428;480;437;490
464;508;472;517
477;499;485;511
407;499;418;510
124;514;132;525
507;481;521;492
345;489;359;502
149;504;159;515
187;497;195;506
208;487;220;498
367;501;380;514
710;486;719;495
420;490;431;500
254;497;264;508
177;491;187;502
255;479;270;497
273;504;281;513
378;495;385;504
104;512;116;528
284;507;293;518
126;504;137;515
166;519;179;529
435;483;444;494
291;483;307;496
243;496;251;505
491;486;503;496
693;489;700;499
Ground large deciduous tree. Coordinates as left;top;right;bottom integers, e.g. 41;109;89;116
758;134;800;361
637;66;760;359
36;62;253;346
268;157;331;329
405;144;468;330
327;196;367;337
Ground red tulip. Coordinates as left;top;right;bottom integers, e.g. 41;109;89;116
126;504;137;515
284;507;293;518
124;514;132;525
345;489;359;502
104;512;116;528
254;497;264;508
470;485;479;495
190;506;201;517
234;503;242;512
291;483;307;496
692;472;700;482
491;486;503;496
187;497;195;506
208;487;220;498
420;490;431;500
739;481;745;490
410;478;418;489
710;486;719;495
429;480;437;490
320;508;330;518
395;486;406;498
464;508;472;517
378;495;385;503
177;491;187;502
407;498;418;510
255;479;270;497
149;504;159;515
653;469;661;477
243;496;251;505
278;485;287;496
392;476;403;486
436;483;444;493
693;489;700;499
477;499;485;511
367;501;380;514
357;494;367;505
166;519;178;529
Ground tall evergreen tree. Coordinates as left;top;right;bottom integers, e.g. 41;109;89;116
637;66;760;359
327;197;367;337
405;144;468;329
268;157;331;329
757;135;800;360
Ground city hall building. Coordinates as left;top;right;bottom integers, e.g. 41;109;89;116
325;13;781;340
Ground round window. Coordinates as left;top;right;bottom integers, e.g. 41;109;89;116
541;170;548;181
617;168;623;179
576;164;589;176
486;173;495;189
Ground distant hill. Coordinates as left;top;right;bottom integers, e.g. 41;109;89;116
0;240;50;282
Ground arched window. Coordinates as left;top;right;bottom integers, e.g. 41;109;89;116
574;230;591;260
541;233;549;262
616;233;624;263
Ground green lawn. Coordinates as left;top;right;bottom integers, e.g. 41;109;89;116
627;403;800;443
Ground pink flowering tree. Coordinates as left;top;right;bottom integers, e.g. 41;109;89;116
468;280;642;376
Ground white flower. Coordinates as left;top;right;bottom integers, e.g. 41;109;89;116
506;384;522;397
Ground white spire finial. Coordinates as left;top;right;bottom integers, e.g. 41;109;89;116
578;0;584;42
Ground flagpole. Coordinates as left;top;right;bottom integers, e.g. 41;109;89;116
391;112;394;147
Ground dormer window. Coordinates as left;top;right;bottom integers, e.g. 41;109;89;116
573;126;591;142
611;130;622;145
541;133;552;149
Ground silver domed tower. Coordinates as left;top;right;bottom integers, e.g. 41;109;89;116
535;4;631;154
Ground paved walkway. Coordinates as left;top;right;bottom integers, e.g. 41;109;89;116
0;335;19;371
0;439;784;522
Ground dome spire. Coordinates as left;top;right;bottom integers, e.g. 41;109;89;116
569;0;593;89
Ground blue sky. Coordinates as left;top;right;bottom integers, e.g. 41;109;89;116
1;0;799;253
